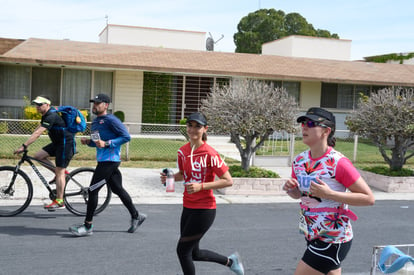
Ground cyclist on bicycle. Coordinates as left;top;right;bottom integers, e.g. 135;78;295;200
14;95;75;211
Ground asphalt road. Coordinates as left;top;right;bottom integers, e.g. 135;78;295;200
1;201;413;275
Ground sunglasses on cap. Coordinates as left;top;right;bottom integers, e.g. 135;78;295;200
301;120;329;128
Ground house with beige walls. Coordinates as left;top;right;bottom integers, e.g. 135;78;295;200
0;26;413;133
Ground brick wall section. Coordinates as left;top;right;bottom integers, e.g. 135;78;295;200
359;170;414;193
218;172;414;195
217;177;286;195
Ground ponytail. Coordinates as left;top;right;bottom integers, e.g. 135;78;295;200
328;136;336;147
324;120;336;147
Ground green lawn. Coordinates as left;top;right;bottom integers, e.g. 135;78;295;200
0;135;185;161
1;135;413;170
256;138;414;170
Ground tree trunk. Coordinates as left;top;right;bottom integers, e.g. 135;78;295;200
241;148;253;171
390;138;406;171
231;132;254;171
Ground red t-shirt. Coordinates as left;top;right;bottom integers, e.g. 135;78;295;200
177;142;229;209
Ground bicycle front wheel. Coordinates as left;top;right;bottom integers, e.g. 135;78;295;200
64;167;111;216
0;166;33;217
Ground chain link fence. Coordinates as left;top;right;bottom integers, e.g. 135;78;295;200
257;130;360;161
0;119;188;162
0;118;399;167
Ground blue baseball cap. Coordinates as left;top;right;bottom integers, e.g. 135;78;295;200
187;112;207;125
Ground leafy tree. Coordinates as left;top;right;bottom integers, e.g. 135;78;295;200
234;8;339;54
364;52;414;64
345;88;414;171
284;12;315;36
200;79;298;171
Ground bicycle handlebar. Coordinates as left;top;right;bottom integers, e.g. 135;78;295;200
13;143;29;156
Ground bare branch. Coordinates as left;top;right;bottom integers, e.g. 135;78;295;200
346;87;414;170
201;79;299;171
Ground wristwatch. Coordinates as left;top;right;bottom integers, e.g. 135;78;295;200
104;141;110;148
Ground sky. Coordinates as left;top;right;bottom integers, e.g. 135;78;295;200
1;0;413;60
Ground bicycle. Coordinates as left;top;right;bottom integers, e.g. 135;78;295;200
0;148;111;217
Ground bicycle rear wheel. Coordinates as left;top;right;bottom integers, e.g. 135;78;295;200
64;167;111;216
0;166;33;217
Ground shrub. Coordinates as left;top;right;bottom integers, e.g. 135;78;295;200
114;110;125;122
79;109;89;122
362;166;413;177
179;118;189;141
0;121;8;134
229;165;279;178
24;106;41;120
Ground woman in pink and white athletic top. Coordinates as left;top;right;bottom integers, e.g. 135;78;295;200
283;107;375;275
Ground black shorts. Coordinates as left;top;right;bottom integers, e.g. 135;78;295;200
43;142;74;168
302;239;352;274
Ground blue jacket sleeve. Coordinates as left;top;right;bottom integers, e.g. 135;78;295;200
108;117;130;147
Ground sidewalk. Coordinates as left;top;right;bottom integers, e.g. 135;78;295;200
24;166;414;205
119;167;414;204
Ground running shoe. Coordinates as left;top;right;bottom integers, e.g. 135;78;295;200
44;199;65;211
128;213;147;233
229;252;245;275
69;224;93;237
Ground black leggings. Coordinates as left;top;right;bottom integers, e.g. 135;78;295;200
177;207;228;275
85;162;138;223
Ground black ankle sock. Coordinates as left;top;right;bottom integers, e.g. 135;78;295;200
228;258;233;267
84;223;92;229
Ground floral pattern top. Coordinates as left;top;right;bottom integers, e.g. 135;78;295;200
292;147;360;243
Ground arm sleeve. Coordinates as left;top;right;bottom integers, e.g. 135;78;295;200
108;117;131;146
40;113;57;130
211;153;229;178
335;157;361;187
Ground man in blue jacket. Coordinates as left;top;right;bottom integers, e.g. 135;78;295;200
69;93;146;236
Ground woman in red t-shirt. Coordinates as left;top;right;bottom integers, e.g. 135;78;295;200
161;112;244;275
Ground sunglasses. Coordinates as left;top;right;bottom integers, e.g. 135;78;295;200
301;120;328;128
34;103;44;107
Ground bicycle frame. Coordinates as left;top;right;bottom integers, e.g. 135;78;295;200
2;149;110;217
14;149;57;196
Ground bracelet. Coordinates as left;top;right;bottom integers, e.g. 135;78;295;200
22;143;27;149
286;186;298;193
